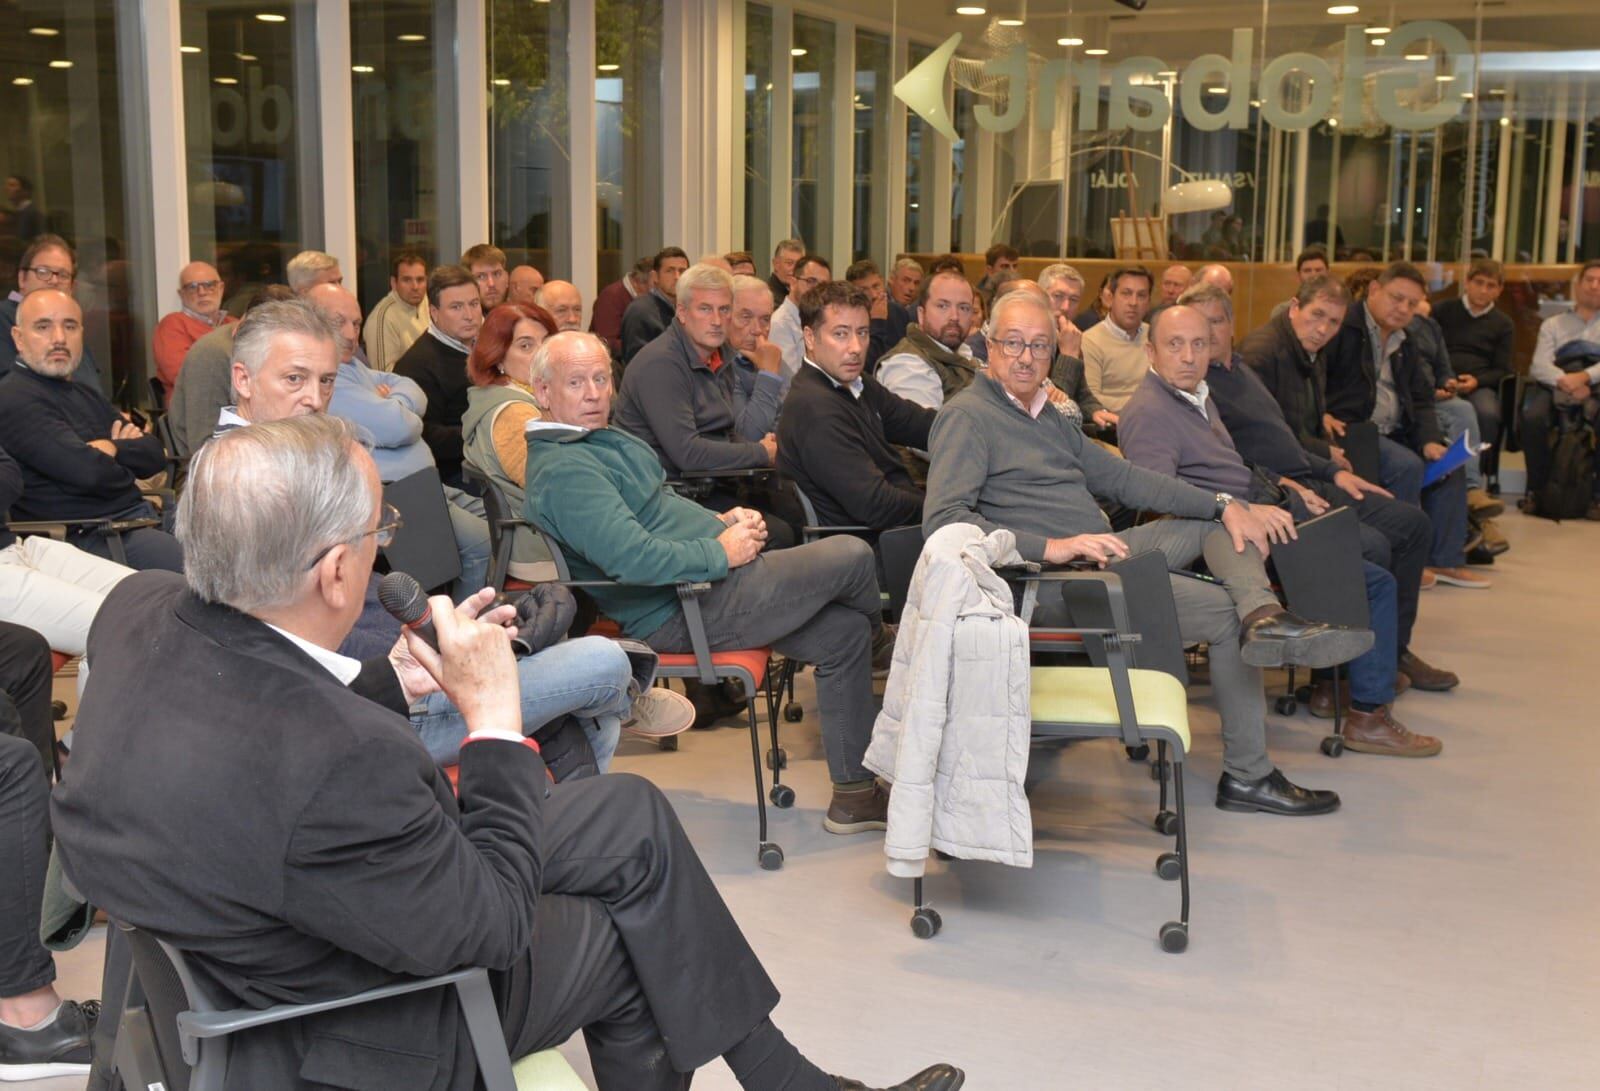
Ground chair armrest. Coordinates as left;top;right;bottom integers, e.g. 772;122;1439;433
676;467;774;481
802;524;872;537
176;967;485;1043
673;581;721;683
995;564;1134;634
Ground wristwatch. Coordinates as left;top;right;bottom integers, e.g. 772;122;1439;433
1212;492;1236;521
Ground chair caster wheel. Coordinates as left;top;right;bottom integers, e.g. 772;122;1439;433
910;907;942;939
766;747;787;771
656;735;679;752
769;783;795;808
1125;743;1150;762
758;842;784;871
1159;921;1189;953
1149;758;1170;782
1274;695;1297;716
783;702;804;723
1320;735;1345;757
1153;810;1178;835
1295;685;1312;702
51;700;68;721
1155;852;1182;881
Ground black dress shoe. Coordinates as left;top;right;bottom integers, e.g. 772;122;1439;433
835;1064;965;1091
0;999;97;1081
1239;609;1374;669
1216;768;1340;816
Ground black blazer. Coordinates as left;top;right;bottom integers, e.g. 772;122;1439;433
52;572;549;1091
1322;302;1444;450
1239;310;1334;461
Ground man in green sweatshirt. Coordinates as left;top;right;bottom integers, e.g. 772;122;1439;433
524;331;894;834
925;291;1371;818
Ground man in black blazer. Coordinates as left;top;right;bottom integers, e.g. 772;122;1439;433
51;416;960;1091
778;281;934;532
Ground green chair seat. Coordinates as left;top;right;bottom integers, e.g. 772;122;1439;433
513;1048;587;1089
1029;666;1191;751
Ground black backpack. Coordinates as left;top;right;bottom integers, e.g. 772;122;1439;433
1533;408;1597;521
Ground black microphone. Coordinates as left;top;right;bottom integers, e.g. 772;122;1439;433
378;572;438;651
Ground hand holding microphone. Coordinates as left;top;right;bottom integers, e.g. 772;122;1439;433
380;574;520;729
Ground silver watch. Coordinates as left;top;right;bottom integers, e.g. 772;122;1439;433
1213;492;1235;521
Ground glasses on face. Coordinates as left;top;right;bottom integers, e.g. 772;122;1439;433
181;279;222;294
304;503;403;570
992;337;1054;361
25;266;72;285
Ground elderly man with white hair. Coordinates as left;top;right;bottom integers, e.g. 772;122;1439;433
152;259;235;400
52;412;961;1091
284;249;343;295
925;289;1373;817
534;280;584;331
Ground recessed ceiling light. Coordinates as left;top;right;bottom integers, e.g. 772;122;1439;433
597;63;620;72
1364;25;1391;34
255;13;287;23
180;45;202;53
214;76;238;84
1206;86;1226;94
1463;91;1474;99
1058;37;1083;46
236;52;257;61
48;60;72;69
998;18;1024;26
1327;5;1360;15
791;48;807;56
955;5;987;14
1404;52;1429;60
492;78;510;86
1436;74;1455;82
1499;117;1510;127
1370;38;1386;46
351;64;374;73
1249;99;1262;107
27;26;59;37
1157;69;1177;77
12;77;33;86
1328;118;1340;128
1084;47;1108;56
397;33;425;42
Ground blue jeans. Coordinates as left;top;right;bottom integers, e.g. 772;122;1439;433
1379;435;1468;567
1433;396;1483;489
1343;561;1398;706
1378;436;1424;503
443;486;491;602
409;636;631;769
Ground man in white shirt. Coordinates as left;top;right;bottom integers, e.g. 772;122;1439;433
1520;259;1600;518
767;253;831;381
362;250;430;372
874;269;981;411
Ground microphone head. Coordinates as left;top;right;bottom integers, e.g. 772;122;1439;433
378;571;429;626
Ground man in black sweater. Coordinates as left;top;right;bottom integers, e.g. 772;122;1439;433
620;247;688;364
1432;258;1515;450
395;265;484;486
0;290;180;571
777;281;935;531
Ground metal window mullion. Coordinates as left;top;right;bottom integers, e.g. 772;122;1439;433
568;0;598;319
316;0;357;297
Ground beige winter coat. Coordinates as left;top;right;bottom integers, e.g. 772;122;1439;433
864;523;1034;878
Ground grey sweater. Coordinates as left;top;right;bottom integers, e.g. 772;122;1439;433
924;372;1218;561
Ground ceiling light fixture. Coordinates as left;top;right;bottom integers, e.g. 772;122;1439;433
27;27;59;37
236;52;257;61
998;18;1024;26
1327;5;1360;15
1058;37;1083;46
180;45;202;53
255;13;287;23
12;77;34;86
1084;47;1109;56
397;33;425;42
1436;73;1455;82
214;76;238;84
1404;52;1429;60
955;5;988;14
791;47;807;56
1370;38;1386;45
351;64;375;73
1364;25;1391;34
48;60;73;69
597;63;620;72
1206;86;1226;94
492;78;510;86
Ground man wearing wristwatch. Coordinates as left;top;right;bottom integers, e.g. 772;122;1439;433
926;292;1374;817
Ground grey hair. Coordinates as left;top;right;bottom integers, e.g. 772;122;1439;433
1037;263;1085;292
176;415;374;614
286;250;340;293
531;330;611;385
731;274;771;298
891;257;924;277
1177;282;1234;322
772;238;806;259
985;289;1054;339
674;263;735;306
231;299;341;381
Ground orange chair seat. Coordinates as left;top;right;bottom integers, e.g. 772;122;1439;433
1029;632;1087;647
505;577;534;592
50;651;71;672
656;648;771;688
586;618;624;638
443;764;460;791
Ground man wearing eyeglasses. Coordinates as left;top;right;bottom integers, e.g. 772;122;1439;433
152;261;235;402
0;235;104;396
766;253;832;382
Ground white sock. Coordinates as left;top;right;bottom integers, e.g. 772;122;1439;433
0;1001;63;1032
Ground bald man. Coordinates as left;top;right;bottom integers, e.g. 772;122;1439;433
0;290;182;571
508;265;545;307
153;261;237;399
535;280;584;331
1196;264;1234;295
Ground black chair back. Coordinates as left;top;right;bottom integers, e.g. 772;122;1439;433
1270;506;1370;629
118;923;194;1091
464;463;514;590
1341;420;1382;483
148;375;167;413
878;526;923;620
1060;549;1190;684
381;466;463;594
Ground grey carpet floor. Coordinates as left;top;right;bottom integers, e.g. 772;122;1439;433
37;507;1598;1090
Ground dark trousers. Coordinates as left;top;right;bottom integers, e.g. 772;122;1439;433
645;535;881;783
70;502;184;573
1377;436;1468;568
494;773;779;1089
1521;384;1600;495
0;731;52;998
0;621;53;772
1467;385;1502;449
1301;480;1430;656
699;485;805;552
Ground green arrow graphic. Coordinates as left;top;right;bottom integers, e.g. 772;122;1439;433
893;32;962;143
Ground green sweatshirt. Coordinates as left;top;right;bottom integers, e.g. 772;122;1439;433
524;422;730;638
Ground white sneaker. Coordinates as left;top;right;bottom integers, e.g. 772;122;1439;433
622;687;696;738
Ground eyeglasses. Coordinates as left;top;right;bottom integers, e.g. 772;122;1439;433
180;279;222;293
991;337;1055;361
24;265;73;284
304;503;403;569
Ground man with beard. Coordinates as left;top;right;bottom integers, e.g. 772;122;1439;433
874;269;981;411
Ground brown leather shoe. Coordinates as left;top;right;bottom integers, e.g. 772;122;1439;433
1467;488;1505;520
1398;651;1459;691
1341;706;1442;757
824;780;890;834
1308;671;1410;718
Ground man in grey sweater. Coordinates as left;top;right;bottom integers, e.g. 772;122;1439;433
925;292;1371;816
